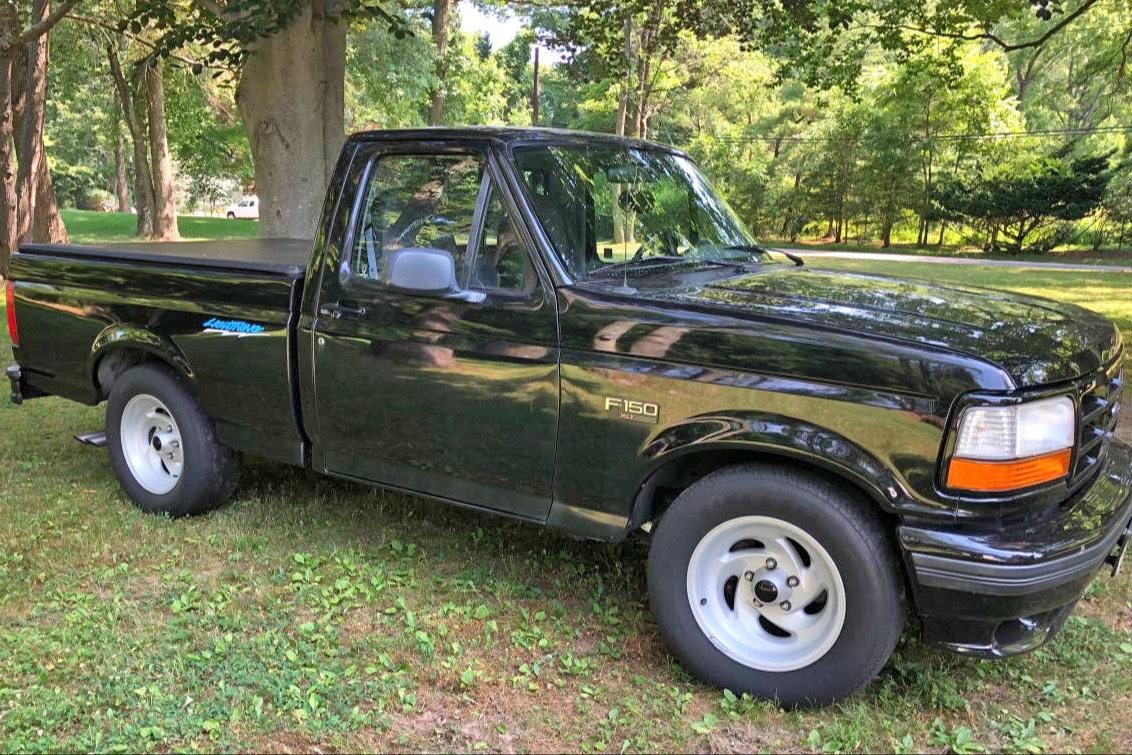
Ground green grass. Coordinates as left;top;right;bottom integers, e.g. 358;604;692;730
2;261;1132;752
61;210;260;244
767;239;1132;267
808;257;1132;346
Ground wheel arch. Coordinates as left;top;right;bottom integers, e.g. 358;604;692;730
628;415;912;532
90;325;195;401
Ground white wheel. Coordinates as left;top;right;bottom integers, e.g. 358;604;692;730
119;393;184;495
686;515;847;672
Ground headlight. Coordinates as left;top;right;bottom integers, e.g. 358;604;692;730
948;396;1075;492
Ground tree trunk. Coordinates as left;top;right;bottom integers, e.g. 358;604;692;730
114;128;129;212
14;3;46;245
107;40;155;237
531;45;540;126
143;61;179;241
428;0;453;126
936;222;946;246
236;0;345;239
0;49;16;276
12;34;65;247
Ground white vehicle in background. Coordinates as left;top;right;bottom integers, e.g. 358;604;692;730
225;196;259;220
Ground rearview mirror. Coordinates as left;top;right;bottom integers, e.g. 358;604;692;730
381;247;486;304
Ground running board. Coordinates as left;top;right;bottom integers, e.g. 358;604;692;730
74;431;108;448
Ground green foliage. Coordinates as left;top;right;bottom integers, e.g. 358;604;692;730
937;152;1113;252
125;0;411;72
164;67;253;210
724;0;1098;92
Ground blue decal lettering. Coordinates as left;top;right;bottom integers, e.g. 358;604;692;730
202;317;266;334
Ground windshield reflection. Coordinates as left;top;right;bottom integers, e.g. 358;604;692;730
511;144;765;281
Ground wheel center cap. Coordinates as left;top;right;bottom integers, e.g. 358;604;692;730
750;567;793;606
753;579;778;603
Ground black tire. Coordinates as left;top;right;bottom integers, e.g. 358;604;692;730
647;463;904;708
106;363;240;517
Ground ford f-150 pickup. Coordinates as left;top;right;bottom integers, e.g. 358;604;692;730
6;127;1131;707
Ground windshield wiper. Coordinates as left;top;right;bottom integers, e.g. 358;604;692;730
589;255;745;279
589;255;687;279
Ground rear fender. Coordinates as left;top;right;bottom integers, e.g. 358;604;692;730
89;325;194;400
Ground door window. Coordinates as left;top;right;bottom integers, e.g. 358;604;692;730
351;153;486;283
470;183;536;292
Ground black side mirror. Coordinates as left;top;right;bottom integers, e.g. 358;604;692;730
382;247;486;303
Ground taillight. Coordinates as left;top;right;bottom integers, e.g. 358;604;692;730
5;279;17;348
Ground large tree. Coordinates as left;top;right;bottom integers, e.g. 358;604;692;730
1;0;75;276
129;0;407;239
936;151;1113;252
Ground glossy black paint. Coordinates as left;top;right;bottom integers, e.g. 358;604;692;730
9;250;305;465
7;127;1132;660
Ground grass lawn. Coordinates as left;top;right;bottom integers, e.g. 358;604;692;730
61;209;259;244
2;262;1131;752
768;239;1132;267
808;257;1132;350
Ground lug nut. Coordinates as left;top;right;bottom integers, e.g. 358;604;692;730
743;571;755;581
753;600;763;608
786;576;799;588
779;601;791;611
765;558;777;570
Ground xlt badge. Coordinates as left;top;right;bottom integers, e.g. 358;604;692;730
605;397;659;424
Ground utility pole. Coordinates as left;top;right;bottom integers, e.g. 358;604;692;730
531;45;540;126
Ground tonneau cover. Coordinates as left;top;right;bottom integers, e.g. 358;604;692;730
18;239;312;278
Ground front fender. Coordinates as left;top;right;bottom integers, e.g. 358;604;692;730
640;412;923;515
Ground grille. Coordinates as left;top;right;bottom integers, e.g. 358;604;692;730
1072;354;1124;486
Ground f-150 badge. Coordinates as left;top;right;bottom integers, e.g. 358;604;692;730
605;397;659;424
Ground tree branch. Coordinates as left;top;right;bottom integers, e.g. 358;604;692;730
6;0;80;48
879;0;1100;52
67;11;229;70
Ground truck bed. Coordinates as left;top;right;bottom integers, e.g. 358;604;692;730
9;239;310;467
18;239;312;278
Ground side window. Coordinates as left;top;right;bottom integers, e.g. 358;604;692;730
351;153;485;282
470;183;535;292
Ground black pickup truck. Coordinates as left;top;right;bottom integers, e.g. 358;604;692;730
6;127;1131;707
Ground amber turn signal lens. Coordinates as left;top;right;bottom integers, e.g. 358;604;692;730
947;448;1072;492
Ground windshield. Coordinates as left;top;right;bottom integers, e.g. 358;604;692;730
511;143;768;281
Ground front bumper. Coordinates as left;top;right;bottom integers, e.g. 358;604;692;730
901;437;1132;658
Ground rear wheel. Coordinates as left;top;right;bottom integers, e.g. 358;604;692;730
107;363;240;516
647;463;903;707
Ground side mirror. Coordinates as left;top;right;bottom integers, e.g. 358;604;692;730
381;247;486;303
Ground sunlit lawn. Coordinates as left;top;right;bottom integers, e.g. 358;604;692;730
808;257;1132;346
1;258;1132;752
61;209;259;244
770;239;1132;266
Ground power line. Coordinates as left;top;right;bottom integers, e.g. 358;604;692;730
707;125;1132;144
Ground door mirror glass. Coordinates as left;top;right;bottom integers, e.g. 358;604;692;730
381;247;485;304
382;247;458;294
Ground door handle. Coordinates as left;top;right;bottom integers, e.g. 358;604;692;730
319;303;369;320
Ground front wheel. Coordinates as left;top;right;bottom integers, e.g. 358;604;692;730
106;363;240;517
647;463;904;708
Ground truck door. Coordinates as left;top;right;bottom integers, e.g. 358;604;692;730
309;141;560;521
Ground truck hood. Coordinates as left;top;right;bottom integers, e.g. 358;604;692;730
656;267;1122;387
